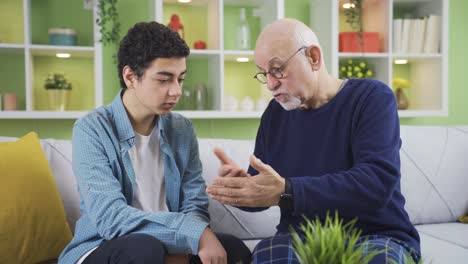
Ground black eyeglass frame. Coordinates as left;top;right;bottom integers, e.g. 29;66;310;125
253;46;308;84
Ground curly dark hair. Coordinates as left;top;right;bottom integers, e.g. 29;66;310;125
117;21;190;89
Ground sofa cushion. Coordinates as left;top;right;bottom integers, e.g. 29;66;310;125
40;138;80;233
416;223;468;250
0;132;72;263
198;138;280;239
417;224;468;264
400;126;468;225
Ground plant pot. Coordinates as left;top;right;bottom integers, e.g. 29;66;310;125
47;89;70;111
395;87;409;110
339;32;380;53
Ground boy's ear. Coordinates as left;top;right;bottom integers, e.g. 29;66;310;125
122;66;136;89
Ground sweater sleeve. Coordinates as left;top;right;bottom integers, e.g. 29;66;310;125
241;108;270;212
291;88;401;216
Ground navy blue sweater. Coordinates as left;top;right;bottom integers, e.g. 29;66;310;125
248;79;420;254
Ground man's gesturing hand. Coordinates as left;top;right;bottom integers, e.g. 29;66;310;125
207;154;285;207
213;147;250;178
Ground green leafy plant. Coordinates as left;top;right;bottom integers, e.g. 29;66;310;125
96;0;121;47
339;59;373;79
344;0;364;33
343;0;365;49
290;212;383;264
44;73;72;90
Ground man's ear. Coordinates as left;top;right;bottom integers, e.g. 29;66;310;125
122;66;136;90
306;45;321;71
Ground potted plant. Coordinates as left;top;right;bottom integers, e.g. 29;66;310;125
339;59;374;79
96;0;121;47
339;0;380;53
291;212;422;264
44;73;72;111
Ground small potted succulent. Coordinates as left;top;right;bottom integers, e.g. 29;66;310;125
44;73;72;111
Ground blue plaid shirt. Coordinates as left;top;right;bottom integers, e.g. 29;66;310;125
59;92;209;264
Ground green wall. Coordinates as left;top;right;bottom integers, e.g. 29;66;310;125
1;0;467;139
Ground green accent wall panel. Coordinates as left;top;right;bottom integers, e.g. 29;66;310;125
0;120;75;139
0;0;24;44
103;0;151;104
224;61;261;102
0;52;26;110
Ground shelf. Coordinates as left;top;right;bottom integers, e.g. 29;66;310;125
175;110;263;119
0;110;264;119
338;52;389;58
392;53;442;58
29;45;95;58
30;0;94;46
154;0;283;115
190;49;221;55
311;0;448;117
224;50;254;61
0;111;90;119
224;0;273;6
0;44;25;53
398;109;448;117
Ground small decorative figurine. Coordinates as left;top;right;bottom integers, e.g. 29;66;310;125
194;40;206;49
167;14;184;39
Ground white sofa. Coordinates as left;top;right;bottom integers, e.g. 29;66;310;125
2;125;468;263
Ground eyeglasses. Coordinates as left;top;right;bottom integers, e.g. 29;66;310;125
253;46;307;84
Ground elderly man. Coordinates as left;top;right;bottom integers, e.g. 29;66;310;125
207;18;420;263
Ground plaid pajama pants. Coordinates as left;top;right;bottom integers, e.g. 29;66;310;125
252;233;420;264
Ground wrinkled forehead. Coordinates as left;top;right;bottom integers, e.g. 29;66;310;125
254;38;296;69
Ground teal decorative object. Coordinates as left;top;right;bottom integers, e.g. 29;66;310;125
48;28;77;46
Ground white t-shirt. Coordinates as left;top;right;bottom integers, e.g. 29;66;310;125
129;125;168;212
77;126;167;263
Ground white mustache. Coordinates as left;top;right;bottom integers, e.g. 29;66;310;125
272;88;289;97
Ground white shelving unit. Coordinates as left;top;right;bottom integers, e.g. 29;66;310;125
0;0;102;119
310;0;448;117
0;0;282;119
153;0;284;118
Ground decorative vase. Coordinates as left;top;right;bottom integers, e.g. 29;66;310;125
224;96;238;112
3;93;18;111
180;87;192;110
47;89;70;111
236;8;251;50
194;83;207;110
395;87;409;110
240;96;254;111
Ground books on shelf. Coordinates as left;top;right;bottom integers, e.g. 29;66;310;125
393;15;440;54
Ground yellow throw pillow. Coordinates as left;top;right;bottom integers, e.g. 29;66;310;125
458;215;468;223
0;132;72;263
